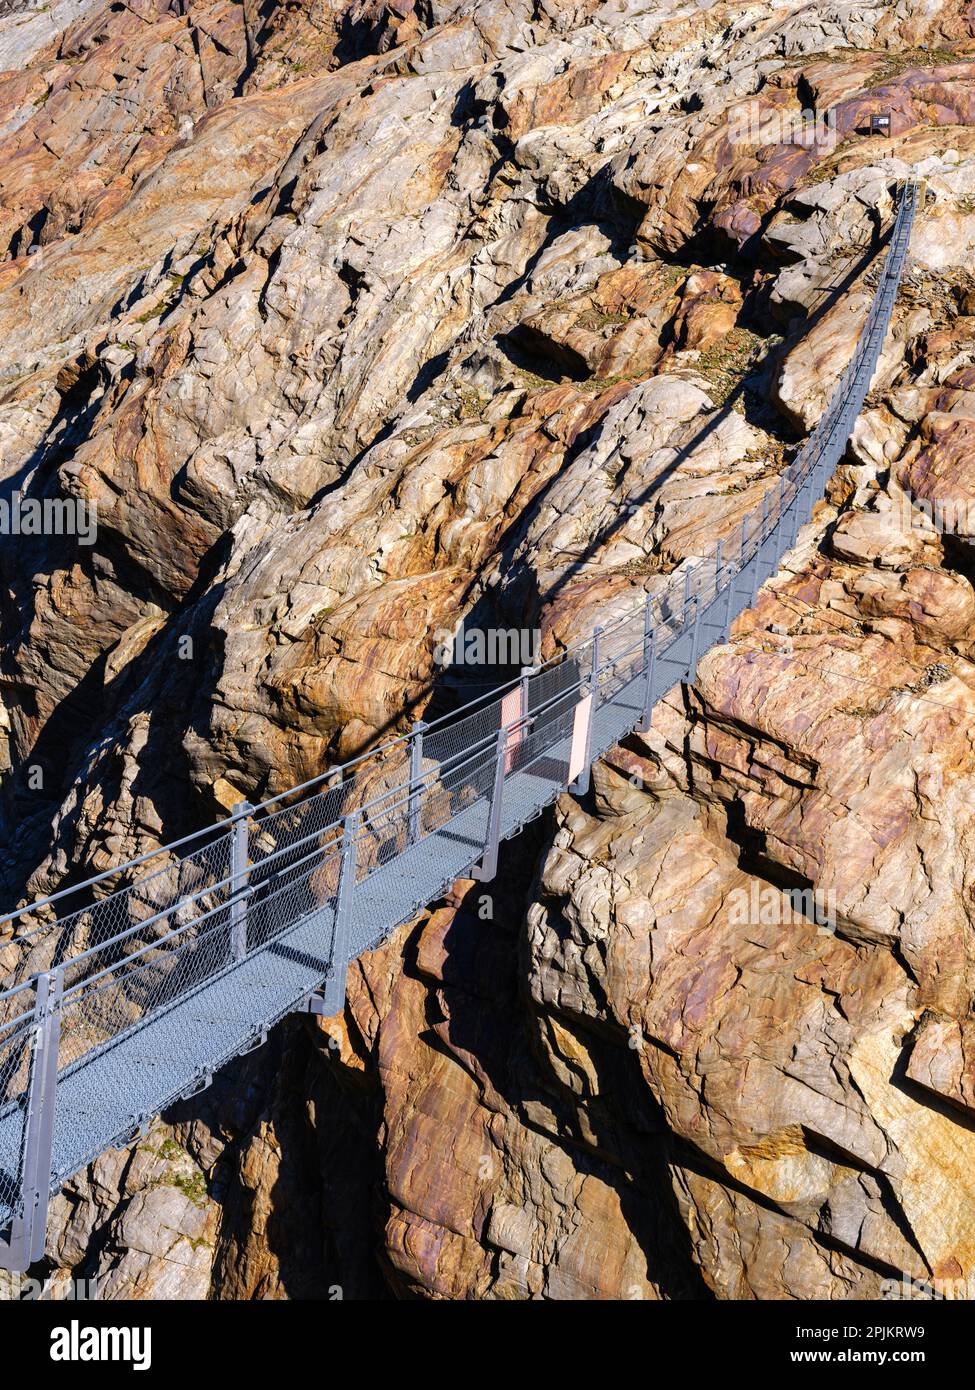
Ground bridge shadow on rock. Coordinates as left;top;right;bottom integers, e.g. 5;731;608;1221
407;822;712;1299
167;1020;390;1300
0;524;235;915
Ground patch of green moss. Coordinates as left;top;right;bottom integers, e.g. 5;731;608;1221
511;364;559;391
456;384;486;420
782;47;864;68
693;326;766;406
805;138;861;185
170;1169;208;1207
615;553;666;579
846;703;886;719
576;306;630;331
134;275;184;324
871;47;961;82
576;371;638;395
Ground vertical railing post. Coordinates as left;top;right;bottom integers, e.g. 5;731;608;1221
724;527;738;638
787;483;800;546
472;726;509;882
687;594;702;685
408;721;427;845
637;605;657;734
17;967;63;1268
570;626;601;796
322;811;359;1015
751;492;771;603
520;665;537;722
642;595;654;676
229;801;253;964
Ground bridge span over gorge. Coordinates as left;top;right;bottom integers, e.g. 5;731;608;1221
0;180;918;1271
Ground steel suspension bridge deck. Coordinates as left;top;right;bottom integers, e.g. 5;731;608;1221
0;180;918;1271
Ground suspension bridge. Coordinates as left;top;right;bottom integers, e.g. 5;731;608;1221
0;179;917;1271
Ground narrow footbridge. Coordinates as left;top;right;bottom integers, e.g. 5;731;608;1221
0;181;917;1271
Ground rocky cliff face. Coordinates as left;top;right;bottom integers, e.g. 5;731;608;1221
3;0;975;1299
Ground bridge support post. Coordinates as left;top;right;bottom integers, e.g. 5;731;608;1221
637;601;656;733
408;722;427;845
472;726;509;883
229;802;253;964
322;811;359;1015
14;968;63;1270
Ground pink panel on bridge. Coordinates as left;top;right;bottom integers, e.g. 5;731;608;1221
501;687;523;774
568;695;592;784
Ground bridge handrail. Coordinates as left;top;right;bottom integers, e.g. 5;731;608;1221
0;279;874;938
0;265;889;945
0;181;915;980
0;179;917;1273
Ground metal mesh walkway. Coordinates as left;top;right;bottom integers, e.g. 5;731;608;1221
0;180;918;1271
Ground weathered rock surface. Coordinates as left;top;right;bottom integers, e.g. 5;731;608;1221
3;0;975;1301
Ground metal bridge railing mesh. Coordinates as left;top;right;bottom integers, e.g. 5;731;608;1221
0;1004;34;1228
0;180;917;1269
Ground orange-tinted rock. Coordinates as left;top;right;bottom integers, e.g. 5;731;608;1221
906;1014;975;1116
899;414;975;538
7;0;975;1305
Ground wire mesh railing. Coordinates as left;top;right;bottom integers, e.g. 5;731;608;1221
0;999;35;1232
0;179;917;1271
